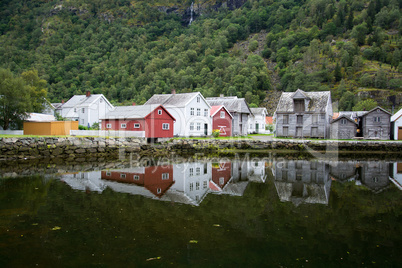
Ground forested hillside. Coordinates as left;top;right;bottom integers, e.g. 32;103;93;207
0;0;401;114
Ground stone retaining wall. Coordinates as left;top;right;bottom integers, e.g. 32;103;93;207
0;137;401;161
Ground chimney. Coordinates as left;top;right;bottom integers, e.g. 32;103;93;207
132;102;136;106
61;99;65;104
86;91;91;97
220;94;224;98
171;89;176;95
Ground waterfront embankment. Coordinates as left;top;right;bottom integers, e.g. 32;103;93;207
0;137;402;161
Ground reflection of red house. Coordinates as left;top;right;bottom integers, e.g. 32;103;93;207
210;105;233;137
101;165;174;198
210;162;232;191
101;104;175;138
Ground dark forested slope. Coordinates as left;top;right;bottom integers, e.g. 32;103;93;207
0;0;401;114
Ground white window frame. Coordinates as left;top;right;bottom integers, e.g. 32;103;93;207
197;123;201;131
220;111;225;118
162;123;169;130
374;116;381;122
134;123;140;128
190;123;194;130
197;96;200;103
162;173;169;180
341;119;347;125
134;175;140;180
120;173;126;179
189;168;194;176
157;188;162;194
196;167;200;175
106;171;111;176
121;123;127;129
82;108;85;113
158;110;162;115
204;109;208;116
190;108;194;116
106;123;112;129
196;182;200;190
197;108;201;116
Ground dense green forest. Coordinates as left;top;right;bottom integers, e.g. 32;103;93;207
0;0;401;113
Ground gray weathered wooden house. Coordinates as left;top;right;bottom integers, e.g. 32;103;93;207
330;115;358;139
360;107;391;139
275;89;332;138
206;96;251;136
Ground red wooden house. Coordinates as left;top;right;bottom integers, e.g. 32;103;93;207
210;105;233;137
210;162;232;192
101;104;175;138
101;165;174;198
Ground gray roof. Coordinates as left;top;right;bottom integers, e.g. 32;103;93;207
101;105;162;120
206;96;251;114
338;111;367;120
61;94;110;108
276;89;331;113
331;114;358;125
145;92;204;108
51;103;63;109
250;107;267;115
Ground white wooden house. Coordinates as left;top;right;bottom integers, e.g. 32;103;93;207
248;107;268;134
391;108;402;140
145;92;211;137
56;91;114;127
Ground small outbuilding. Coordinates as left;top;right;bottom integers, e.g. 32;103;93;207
391;108;402;140
330;115;358;139
210;105;233;137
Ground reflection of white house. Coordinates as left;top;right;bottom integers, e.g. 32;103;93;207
248;108;267;134
56;91;114;127
169;162;212;205
390;163;402;190
59;171;106;193
145;91;211;137
272;160;332;206
246;160;267;183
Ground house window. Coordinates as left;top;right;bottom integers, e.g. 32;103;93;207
374;117;381;122
100;99;103;103
106;171;111;176
197;123;201;130
190;123;194;130
197;96;200;103
196;182;200;190
341;119;347;125
189;168;194;176
81;119;84;125
204;109;208;116
196;167;200;175
220;111;225;118
74;108;77;112
190;108;194;115
297;115;303;124
82;108;85;113
162;173;169;180
310;161;317;170
120;173;126;179
157;188;162;194
134;123;140;128
121;123;127;128
162;123;169;130
158;110;162;115
312;114;318;124
283;115;289;124
219;177;224;185
197;108;201;116
294;99;304;112
283;126;288;136
134;175;139;180
203;180;208;189
106;123;112;129
190;183;194;191
204;163;208;174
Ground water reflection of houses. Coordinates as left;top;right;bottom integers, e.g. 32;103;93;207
101;165;175;198
329;161;391;193
272;160;332;206
59;171;106;193
97;159;268;206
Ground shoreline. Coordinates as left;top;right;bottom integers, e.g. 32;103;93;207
0;136;401;162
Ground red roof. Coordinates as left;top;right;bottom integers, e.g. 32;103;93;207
266;116;273;124
332;112;339;119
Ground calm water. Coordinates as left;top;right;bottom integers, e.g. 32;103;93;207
1;154;402;267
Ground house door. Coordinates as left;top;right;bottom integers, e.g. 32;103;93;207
399;127;402;140
204;124;208;136
256;123;259;133
296;127;303;137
